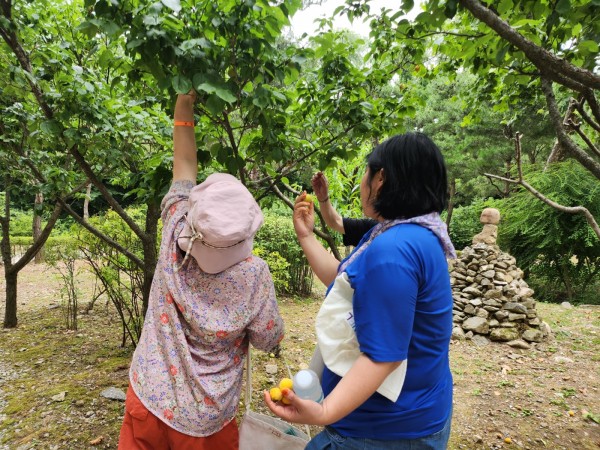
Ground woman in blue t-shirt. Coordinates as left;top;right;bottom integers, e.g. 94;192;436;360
265;132;456;449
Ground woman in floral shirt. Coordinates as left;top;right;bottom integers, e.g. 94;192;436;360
118;92;284;449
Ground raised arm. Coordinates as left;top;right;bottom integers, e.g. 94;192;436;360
311;172;344;234
294;192;339;286
173;92;198;183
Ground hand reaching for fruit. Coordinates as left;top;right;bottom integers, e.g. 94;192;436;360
293;192;314;240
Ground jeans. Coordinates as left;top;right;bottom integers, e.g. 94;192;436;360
305;413;452;450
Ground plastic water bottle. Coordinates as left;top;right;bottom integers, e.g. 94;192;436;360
293;369;324;403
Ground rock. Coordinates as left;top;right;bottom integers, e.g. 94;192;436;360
560;301;573;309
475;309;489;319
100;387;126;402
507;339;531;349
452;327;466;341
471;334;490;347
540;321;553;336
473;224;498;245
480;208;501;225
553;356;574;364
522;329;544;343
490;328;520;342
265;364;278;375
462;317;489;334
484;289;503;299
464;304;476;315
463;286;482;296
51;392;67;402
505;303;527;314
508;313;527;321
495;310;509;321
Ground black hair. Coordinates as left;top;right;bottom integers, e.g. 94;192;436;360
366;132;448;220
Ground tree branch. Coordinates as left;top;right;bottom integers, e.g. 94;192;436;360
566;119;600;159
541;78;600;180
271;184;342;261
484;133;600;241
458;0;600;90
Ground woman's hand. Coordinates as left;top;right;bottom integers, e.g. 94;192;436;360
263;388;328;426
293;191;314;240
311;172;329;203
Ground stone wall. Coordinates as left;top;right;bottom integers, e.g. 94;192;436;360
449;208;549;348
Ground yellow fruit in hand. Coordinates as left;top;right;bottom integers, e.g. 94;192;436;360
281;396;292;405
304;194;314;203
269;387;282;402
279;378;293;390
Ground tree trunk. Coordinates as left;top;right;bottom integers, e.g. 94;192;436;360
141;201;160;317
3;269;18;328
33;192;44;264
83;183;91;221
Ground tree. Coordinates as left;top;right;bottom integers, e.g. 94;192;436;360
342;0;599;238
90;0;419;256
1;0;171;329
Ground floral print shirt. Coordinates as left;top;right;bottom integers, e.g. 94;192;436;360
129;180;284;437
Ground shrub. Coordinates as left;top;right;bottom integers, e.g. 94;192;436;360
76;206;151;346
496;161;600;304
8;209;35;237
252;247;290;294
255;213;313;296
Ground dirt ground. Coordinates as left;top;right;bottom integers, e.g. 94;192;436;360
0;262;599;449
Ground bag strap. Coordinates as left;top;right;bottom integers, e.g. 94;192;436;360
245;346;252;413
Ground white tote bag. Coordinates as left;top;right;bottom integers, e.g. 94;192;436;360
239;348;310;450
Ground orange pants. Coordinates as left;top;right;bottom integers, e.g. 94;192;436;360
118;385;239;450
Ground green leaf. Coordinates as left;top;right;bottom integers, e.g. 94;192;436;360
555;0;571;15
40;120;62;136
444;0;458;19
401;0;414;12
172;75;192;94
193;73;237;103
161;0;181;13
205;94;226;115
578;40;599;55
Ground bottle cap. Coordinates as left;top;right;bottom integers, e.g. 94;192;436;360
294;370;313;389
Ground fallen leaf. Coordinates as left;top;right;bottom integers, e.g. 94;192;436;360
90;436;103;445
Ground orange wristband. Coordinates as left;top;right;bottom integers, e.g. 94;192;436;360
174;120;194;127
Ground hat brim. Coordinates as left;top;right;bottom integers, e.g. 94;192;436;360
178;222;254;274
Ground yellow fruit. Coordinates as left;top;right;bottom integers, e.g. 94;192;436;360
279;378;293;390
281;396;292;405
269;387;282;402
504;437;512;444
304;194;314;203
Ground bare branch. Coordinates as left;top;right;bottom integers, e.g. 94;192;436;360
566;119;600;159
485;134;600;241
541;78;600;180
574;95;600;133
485;172;600;240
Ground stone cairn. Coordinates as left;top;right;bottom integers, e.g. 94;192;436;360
449;208;548;348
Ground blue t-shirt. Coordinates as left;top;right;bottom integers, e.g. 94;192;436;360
322;223;453;440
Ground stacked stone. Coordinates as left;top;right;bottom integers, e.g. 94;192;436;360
450;208;546;348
